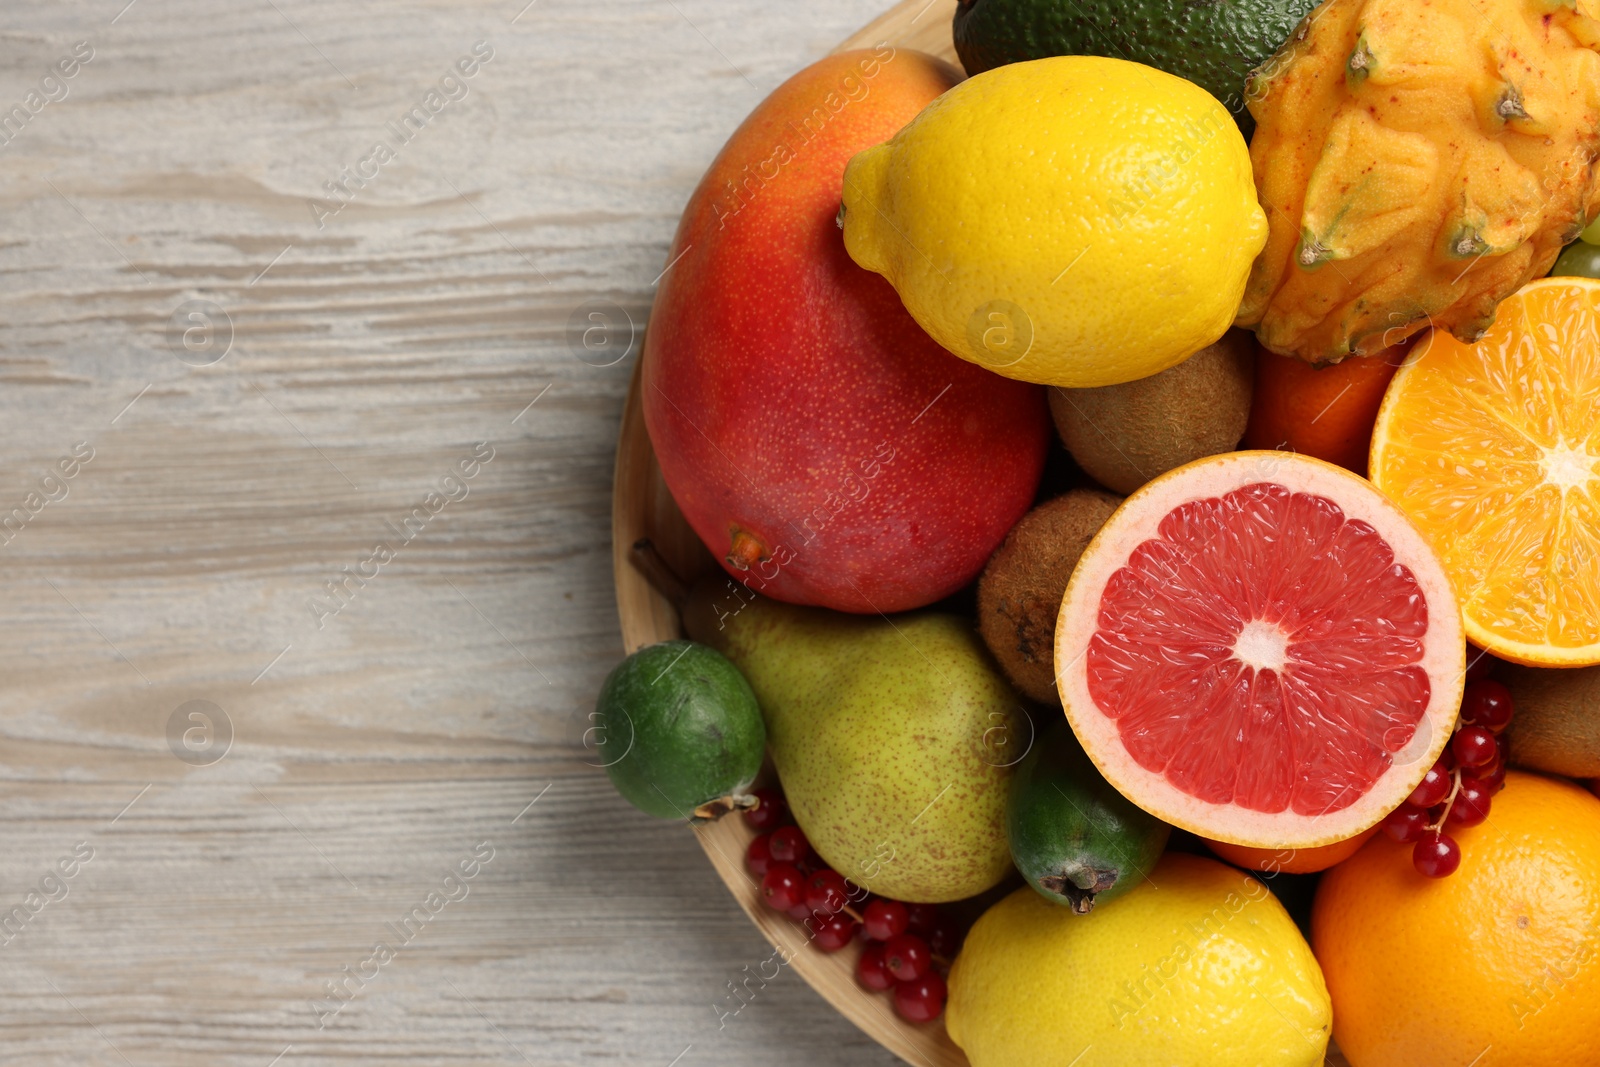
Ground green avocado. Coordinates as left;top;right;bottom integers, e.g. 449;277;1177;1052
594;640;765;820
951;0;1317;136
1007;718;1170;913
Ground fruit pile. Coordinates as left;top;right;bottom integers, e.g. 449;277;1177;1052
603;1;1600;1064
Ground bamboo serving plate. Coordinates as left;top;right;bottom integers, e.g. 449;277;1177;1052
611;2;1348;1062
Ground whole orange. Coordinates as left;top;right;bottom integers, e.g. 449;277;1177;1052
1241;341;1405;474
1312;771;1600;1067
1205;827;1377;875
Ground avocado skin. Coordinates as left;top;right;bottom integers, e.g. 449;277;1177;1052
596;640;766;820
951;0;1317;136
1007;718;1170;913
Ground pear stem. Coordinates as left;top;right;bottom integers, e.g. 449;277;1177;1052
628;537;689;609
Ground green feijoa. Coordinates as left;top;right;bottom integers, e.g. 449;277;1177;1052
594;640;765;820
1550;240;1600;280
1007;719;1170;913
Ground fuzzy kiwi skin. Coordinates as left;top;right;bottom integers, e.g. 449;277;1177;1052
1501;663;1600;779
1050;328;1254;495
977;489;1121;704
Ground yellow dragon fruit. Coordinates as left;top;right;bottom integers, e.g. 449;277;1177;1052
1240;0;1600;362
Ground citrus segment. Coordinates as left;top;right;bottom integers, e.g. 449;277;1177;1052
1370;277;1600;665
1058;452;1464;848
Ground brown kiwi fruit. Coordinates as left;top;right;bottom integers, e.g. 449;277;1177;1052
1049;328;1253;494
1501;663;1600;778
977;489;1121;704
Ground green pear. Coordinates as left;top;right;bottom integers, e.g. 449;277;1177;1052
686;581;1026;903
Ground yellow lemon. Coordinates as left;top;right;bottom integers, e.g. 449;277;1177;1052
841;56;1267;388
946;853;1330;1067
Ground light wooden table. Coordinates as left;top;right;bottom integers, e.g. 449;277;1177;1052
0;1;908;1063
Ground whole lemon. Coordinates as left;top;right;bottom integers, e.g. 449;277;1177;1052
946;853;1330;1067
1313;771;1600;1067
841;56;1267;388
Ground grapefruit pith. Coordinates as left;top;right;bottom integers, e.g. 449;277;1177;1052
1056;452;1464;848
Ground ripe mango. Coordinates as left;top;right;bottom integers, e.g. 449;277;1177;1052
642;49;1048;614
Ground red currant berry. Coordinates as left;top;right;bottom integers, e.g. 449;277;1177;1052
856;943;895;991
903;903;941;934
1464;647;1497;682
1413;831;1461;878
745;833;774;878
1406;760;1453;808
761;863;805;911
924;916;962;958
742;788;789;832
804;869;849;916
893;972;947;1023
1466;756;1507;794
1451;726;1499;770
768;825;810;865
1446;779;1492;828
1381;803;1429;843
1461;679;1514;733
862;899;910;942
811;912;858;953
882;934;931;982
787;902;814;921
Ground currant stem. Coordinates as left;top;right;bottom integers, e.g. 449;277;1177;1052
1428;768;1464;832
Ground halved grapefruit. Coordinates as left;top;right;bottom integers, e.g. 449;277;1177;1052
1056;452;1464;848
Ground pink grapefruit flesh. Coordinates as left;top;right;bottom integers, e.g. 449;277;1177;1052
1056;452;1464;849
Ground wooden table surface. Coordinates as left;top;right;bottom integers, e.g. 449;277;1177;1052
0;1;908;1063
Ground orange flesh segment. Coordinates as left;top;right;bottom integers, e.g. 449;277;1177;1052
1372;279;1600;660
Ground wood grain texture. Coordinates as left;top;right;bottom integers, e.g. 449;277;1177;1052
0;1;918;1064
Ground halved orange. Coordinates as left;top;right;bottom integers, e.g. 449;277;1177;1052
1370;277;1600;667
